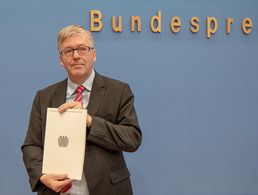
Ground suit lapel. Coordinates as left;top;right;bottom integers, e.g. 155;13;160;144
50;79;67;108
87;72;106;116
48;73;106;114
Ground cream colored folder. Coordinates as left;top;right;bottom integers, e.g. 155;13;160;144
42;108;87;180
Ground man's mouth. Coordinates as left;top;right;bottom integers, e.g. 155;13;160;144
72;63;84;66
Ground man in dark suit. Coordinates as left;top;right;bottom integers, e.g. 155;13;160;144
21;25;142;195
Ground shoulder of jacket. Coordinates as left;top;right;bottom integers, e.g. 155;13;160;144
37;79;66;95
96;72;129;87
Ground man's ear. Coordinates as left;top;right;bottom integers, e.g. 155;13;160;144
59;55;64;66
93;49;97;62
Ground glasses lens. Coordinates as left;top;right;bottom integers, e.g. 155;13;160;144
77;46;89;55
62;48;73;57
61;46;92;57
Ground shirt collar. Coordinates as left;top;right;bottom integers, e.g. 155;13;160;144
67;70;95;97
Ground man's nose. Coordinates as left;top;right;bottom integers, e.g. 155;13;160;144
73;49;80;58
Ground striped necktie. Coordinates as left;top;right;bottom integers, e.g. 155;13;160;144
75;85;86;105
60;85;86;193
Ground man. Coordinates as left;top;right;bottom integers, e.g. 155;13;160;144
22;25;142;195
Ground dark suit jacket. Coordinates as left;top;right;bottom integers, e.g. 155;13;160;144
22;72;142;195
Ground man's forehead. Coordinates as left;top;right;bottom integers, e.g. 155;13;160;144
61;34;91;47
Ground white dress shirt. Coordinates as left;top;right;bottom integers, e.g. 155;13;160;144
61;70;95;195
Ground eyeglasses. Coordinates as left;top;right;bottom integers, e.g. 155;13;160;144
60;46;94;57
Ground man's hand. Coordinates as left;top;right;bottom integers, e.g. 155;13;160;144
58;102;92;127
58;101;83;112
40;174;74;192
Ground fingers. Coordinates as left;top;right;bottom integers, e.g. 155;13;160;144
62;178;74;186
51;174;68;180
40;174;74;192
58;101;83;113
58;178;74;192
86;114;92;128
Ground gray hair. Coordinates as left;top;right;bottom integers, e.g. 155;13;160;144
58;25;94;50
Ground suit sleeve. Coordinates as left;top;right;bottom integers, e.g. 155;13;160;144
87;84;142;152
21;92;46;192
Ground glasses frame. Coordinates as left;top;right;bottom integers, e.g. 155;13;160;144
60;45;94;57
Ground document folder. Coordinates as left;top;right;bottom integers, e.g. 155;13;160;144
42;108;87;180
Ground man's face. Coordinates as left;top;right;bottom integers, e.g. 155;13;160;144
59;34;96;84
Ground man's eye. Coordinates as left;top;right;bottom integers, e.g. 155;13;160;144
79;47;87;51
64;49;73;54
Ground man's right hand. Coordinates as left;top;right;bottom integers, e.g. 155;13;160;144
40;174;74;192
